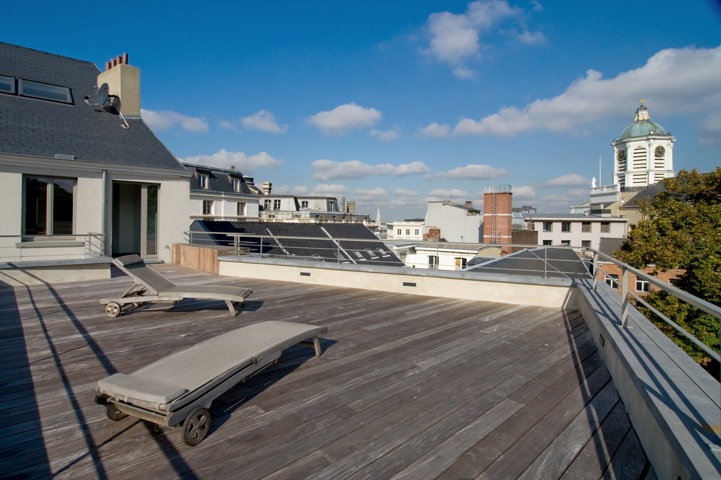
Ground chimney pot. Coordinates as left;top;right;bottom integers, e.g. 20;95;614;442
122;53;128;65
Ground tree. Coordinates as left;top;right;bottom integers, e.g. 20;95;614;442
615;168;721;373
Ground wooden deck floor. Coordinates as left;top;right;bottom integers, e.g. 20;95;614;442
0;263;652;479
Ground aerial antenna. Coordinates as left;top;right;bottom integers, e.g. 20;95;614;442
599;155;602;186
84;83;129;129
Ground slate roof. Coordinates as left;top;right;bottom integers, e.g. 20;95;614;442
183;163;260;195
466;247;591;279
0;42;186;172
189;220;404;266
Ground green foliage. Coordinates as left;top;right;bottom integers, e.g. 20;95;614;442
616;168;721;373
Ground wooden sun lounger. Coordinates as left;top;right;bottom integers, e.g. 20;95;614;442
95;321;327;446
99;254;252;317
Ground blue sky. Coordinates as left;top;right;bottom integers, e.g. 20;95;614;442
4;1;721;220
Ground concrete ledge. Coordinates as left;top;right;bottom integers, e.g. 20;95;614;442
575;279;721;480
0;257;113;286
218;255;577;309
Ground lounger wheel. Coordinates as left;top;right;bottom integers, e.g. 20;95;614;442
104;302;121;318
182;407;211;446
105;404;128;421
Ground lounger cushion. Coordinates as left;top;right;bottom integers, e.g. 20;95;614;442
98;373;188;405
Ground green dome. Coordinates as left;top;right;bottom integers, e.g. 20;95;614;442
615;102;670;141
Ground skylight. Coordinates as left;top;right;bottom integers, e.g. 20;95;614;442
19;79;72;104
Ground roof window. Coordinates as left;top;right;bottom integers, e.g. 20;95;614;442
0;75;15;94
0;74;72;104
19;79;72;104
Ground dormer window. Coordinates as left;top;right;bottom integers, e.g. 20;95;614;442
198;173;209;189
0;75;72;104
232;177;242;192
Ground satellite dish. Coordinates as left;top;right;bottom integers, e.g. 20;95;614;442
97;83;109;106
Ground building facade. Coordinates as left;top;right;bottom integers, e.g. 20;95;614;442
0;43;191;276
425;200;482;243
525;214;627;251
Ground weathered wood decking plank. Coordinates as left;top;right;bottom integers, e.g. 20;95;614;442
0;263;650;479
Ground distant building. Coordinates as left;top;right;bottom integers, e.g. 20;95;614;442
425;200;482;243
0;43;190;280
184;163;261;221
483;185;513;244
524;213;627;252
386;219;425;241
584;100;675;224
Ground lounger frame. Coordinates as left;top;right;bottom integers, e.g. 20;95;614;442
99;254;252;317
95;321;327;446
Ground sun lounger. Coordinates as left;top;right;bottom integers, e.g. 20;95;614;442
95;320;327;446
99;254;252;317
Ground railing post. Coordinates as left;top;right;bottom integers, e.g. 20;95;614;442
592;251;599;291
544;247;548;278
621;265;629;327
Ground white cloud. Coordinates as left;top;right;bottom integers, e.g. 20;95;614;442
546;173;589;187
354;188;388;202
142;109;208;132
241;110;288;134
312;159;429;180
419;122;451;137
370;128;400;141
395;188;420;197
311;184;347;196
426;188;469;201
307;103;382;134
436;164;510;179
510;185;537;197
453;45;721;136
424;0;541;78
179;149;282;173
273;185;309;195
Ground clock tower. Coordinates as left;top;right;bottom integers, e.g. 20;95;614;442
611;100;675;191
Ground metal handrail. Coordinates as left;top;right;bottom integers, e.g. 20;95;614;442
589;248;721;363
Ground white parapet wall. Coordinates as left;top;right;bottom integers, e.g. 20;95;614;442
219;256;578;309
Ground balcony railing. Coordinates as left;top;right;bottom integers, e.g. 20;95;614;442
0;233;106;263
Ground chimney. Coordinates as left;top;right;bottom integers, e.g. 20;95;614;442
262;181;272;195
97;53;141;118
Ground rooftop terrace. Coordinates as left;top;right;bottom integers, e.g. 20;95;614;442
1;262;656;479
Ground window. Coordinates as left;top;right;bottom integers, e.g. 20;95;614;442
0;75;15;94
231;178;242;192
396;229;402;235
202;200;213;215
560;240;570;246
582;240;591;248
273;199;281;210
601;222;610;233
635;280;650;292
428;255;439;269
542;240;552;246
19;79;72;104
301;200;308;208
543;221;553;232
24;176;75;235
237;202;246;216
605;274;619;288
414;229;420;236
198;173;209;189
263;199;271;211
581;222;591;233
405;229;411;235
561;222;571;232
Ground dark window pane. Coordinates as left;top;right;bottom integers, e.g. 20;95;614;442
52;178;74;234
24;177;48;234
20;79;72;103
0;75;15;94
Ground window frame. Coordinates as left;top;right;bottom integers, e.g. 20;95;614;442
542;221;553;232
19;79;73;104
23;175;76;236
561;221;571;233
202;200;213;216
